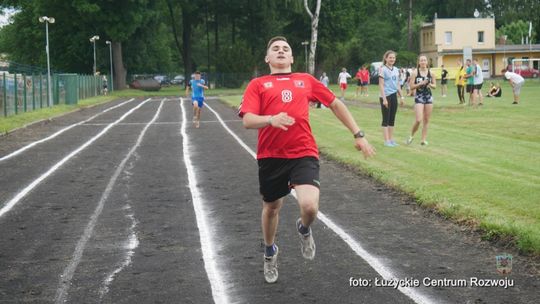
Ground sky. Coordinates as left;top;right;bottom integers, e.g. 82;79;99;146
0;8;18;28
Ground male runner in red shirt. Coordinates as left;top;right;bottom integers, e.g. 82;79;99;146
239;36;375;284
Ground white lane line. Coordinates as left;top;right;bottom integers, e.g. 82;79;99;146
180;98;230;304
204;102;437;304
99;204;139;299
0;98;151;219
54;98;164;304
0;98;135;162
82;120;242;126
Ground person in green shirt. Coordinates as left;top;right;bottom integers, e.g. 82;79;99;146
464;59;476;106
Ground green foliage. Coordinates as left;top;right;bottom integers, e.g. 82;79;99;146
497;20;536;45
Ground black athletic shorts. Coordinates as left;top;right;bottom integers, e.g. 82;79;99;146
474;83;483;90
258;157;320;202
357;80;362;86
466;84;474;93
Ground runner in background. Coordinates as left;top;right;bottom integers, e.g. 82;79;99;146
185;71;209;128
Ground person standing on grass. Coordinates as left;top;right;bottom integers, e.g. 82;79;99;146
473;58;484;106
318;72;330;108
360;65;370;97
378;50;405;147
465;59;476;106
238;36;375;284
440;65;448;97
355;67;363;98
502;69;525;104
338;67;352;99
185;71;209;128
406;55;436;146
455;59;466;104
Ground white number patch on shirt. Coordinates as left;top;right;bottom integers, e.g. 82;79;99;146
281;90;293;103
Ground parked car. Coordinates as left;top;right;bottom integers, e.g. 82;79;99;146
507;65;539;78
153;75;171;86
171;75;185;85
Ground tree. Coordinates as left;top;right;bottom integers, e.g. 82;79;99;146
303;0;321;75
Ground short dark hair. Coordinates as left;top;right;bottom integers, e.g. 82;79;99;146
194;71;201;75
501;69;507;73
267;36;288;50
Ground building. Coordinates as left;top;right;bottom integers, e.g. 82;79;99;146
420;18;540;78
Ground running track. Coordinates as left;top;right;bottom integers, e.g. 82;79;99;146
0;97;537;303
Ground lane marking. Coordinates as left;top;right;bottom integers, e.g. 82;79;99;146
180;98;230;304
0;98;151;219
0;98;135;162
99;203;139;299
204;102;437;304
54;98;164;303
81;120;242;126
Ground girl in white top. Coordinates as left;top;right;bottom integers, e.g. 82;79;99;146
338;68;352;99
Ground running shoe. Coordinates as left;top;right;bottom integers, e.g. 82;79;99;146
406;136;414;145
421;141;429;146
512;101;518;104
384;141;394;147
296;218;316;260
264;246;279;283
390;141;399;147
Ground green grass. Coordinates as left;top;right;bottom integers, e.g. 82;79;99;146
221;79;540;255
0;95;116;134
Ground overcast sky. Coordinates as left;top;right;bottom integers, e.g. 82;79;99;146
0;8;18;28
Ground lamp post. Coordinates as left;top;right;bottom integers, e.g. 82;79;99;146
106;40;113;92
89;35;100;75
39;16;55;107
301;41;309;73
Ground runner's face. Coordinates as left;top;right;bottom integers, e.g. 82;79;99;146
195;74;201;80
266;41;293;68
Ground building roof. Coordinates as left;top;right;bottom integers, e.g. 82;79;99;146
440;44;540;55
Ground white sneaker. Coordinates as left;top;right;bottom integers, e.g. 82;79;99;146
296;218;316;260
406;136;414;145
264;246;279;283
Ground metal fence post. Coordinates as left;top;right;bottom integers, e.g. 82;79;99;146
14;73;18;114
3;73;6;117
32;74;36;110
40;74;43;108
23;74;27;112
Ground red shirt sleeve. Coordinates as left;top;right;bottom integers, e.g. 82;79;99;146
238;79;261;117
309;74;335;107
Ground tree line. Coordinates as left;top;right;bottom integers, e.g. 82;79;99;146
0;0;537;89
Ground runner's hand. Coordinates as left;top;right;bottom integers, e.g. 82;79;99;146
270;112;295;131
355;138;376;159
383;99;388;108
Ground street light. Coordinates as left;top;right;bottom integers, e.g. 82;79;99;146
301;41;309;73
89;35;100;75
473;9;480;18
39;16;55;107
106;40;113;92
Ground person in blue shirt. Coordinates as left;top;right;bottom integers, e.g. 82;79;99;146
378;50;405;147
185;71;209;128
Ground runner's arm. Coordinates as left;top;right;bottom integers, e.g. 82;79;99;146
242;112;295;131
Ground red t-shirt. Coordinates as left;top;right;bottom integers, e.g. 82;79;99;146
238;73;336;159
355;71;362;80
360;70;370;82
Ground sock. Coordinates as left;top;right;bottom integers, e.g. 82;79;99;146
298;221;310;236
265;244;276;257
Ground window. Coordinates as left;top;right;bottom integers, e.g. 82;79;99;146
445;31;452;45
478;31;484;43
